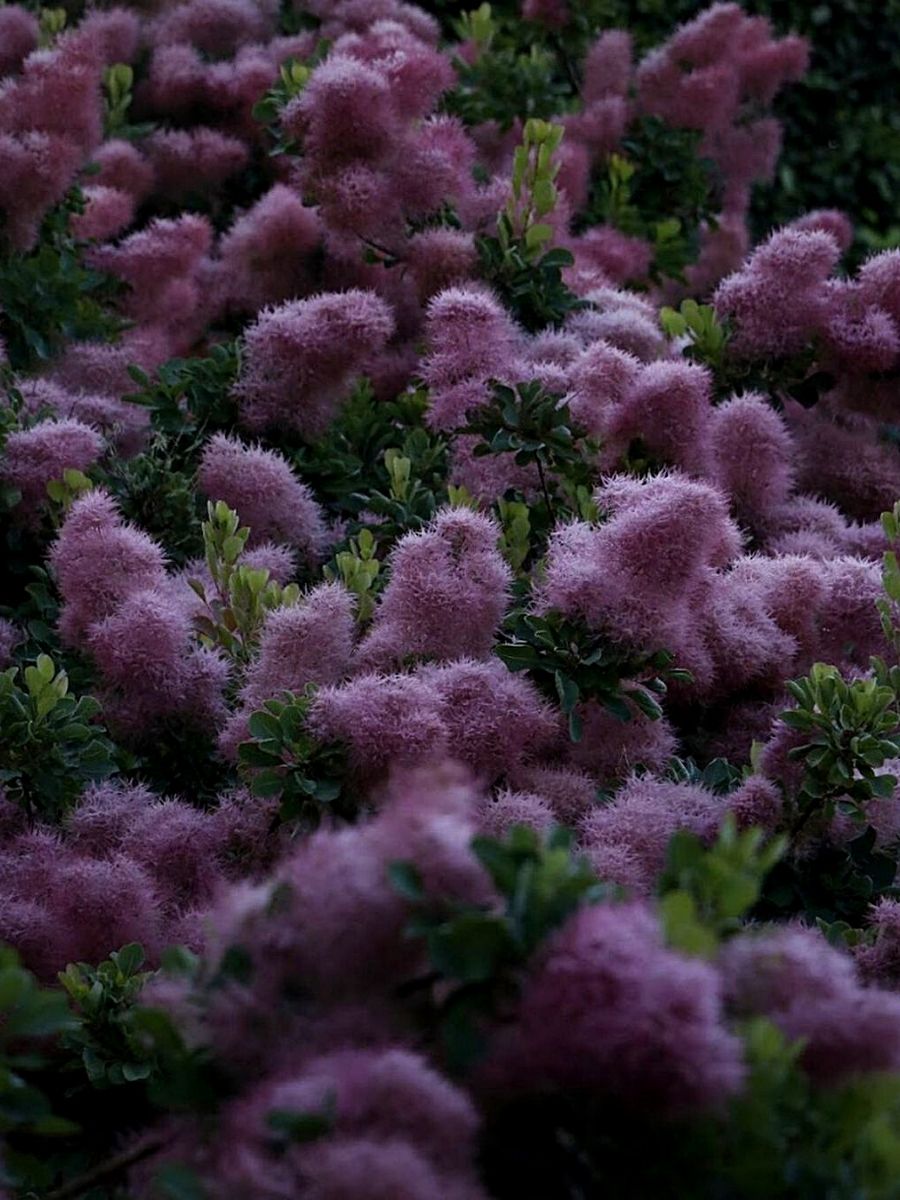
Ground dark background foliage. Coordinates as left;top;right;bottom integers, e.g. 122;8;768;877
433;0;900;261
745;0;900;259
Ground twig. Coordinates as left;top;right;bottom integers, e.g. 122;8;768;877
535;455;554;520
44;1133;166;1200
551;33;581;95
356;232;405;264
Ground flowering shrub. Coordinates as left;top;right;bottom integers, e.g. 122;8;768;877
3;2;900;1197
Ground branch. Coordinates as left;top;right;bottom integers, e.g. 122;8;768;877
44;1133;166;1200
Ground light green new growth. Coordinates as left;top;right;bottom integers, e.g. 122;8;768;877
37;6;66;47
497;497;531;573
660;298;731;369
190;500;300;665
384;448;411;503
456;2;495;52
502;118;565;259
45;468;93;523
659;814;787;957
103;64;135;138
325;526;381;624
446;484;478;509
879;500;900;657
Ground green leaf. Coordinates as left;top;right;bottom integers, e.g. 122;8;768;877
154;1164;208;1200
554;671;580;714
538;247;574;270
238;741;281;767
250;770;285;798
629;688;663;721
267;1106;333;1143
121;1061;153;1082
312;778;342;803
871;773;897;798
160;945;199;977
428;913;517;982
0;969;29;1012
217;945;253;985
658;891;717;957
494;637;538;665
602;693;633;722
525;221;553;249
664;829;705;877
4;996;76;1040
113;943;146;977
388;860;425;901
248;710;283;741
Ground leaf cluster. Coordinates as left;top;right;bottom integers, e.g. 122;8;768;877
294;382;448;522
124;714;232;806
660;299;731;375
666;754;744;795
238;686;351;830
496;608;691;741
126;965;224;1119
0;654;119;822
877;500;900;657
660;303;837;408
747;0;900;261
127;341;240;447
713;1017;900;1200
658;815;786;956
443;15;570;130
191;500;300;667
750;661;900;928
101;433;205;565
482;1012;900;1199
0;946;78;1137
496;496;531;573
391;824;606;1072
581;116;722;283
477;224;584;334
38;6;67;45
324;526;381;623
0;946;80;1193
476;120;583;330
103;62;153;141
506;118;566;252
0;567;92;695
463;379;589;479
117;347;241;560
460;379;596;536
338;437;451;548
0;189;125;370
252;46;329;156
441;1;643;127
442;0;900;265
306;397;454;584
0;377;26;516
58;943;156;1090
757;824;900;929
44;468;93;523
781;662;900;830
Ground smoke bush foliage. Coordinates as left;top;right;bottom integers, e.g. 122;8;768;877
4;1;900;1197
0;654;119;821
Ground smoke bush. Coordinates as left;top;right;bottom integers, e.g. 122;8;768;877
3;3;900;1196
234;290;395;437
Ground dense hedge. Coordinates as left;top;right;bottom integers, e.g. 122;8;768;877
2;2;900;1197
